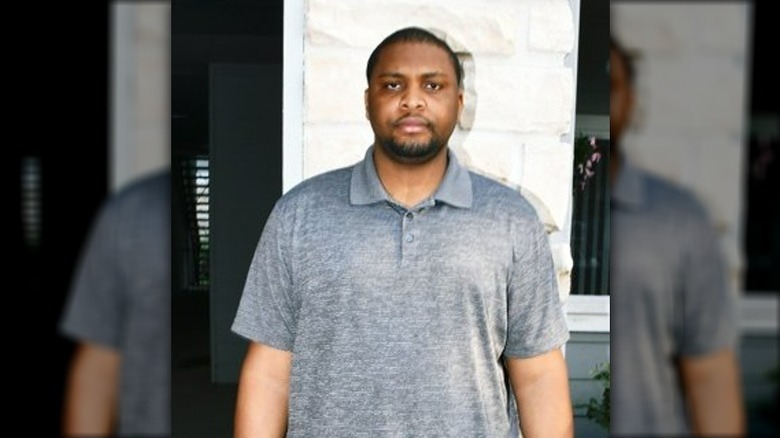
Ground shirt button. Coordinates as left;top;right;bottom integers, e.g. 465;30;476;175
405;234;414;243
405;212;413;220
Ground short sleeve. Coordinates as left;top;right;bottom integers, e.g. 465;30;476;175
503;219;570;358
676;207;738;356
231;200;298;351
60;199;125;349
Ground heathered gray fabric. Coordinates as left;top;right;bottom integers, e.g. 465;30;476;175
232;147;569;437
610;159;737;435
60;171;171;436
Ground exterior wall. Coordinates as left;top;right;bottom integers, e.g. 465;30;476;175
296;0;580;299
111;1;170;192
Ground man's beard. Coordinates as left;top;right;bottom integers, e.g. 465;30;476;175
376;135;447;164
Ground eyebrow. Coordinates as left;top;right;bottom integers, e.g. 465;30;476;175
376;71;448;80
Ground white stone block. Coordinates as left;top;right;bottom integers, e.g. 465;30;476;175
551;241;574;299
307;0;519;55
528;0;574;53
520;140;573;232
612;3;750;56
458;130;525;185
304;49;368;124
473;64;573;135
635;57;747;134
303;123;374;178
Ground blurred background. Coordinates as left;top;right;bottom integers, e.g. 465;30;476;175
611;1;778;436
11;1;168;435
10;0;777;436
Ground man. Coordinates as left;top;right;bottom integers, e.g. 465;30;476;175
232;27;572;437
60;171;171;436
609;36;745;435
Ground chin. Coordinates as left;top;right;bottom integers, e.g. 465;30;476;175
379;137;445;164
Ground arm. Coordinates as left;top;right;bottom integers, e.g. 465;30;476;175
235;341;294;438
506;348;573;438
678;347;745;436
63;342;121;436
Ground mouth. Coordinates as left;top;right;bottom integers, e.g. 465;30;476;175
394;117;431;135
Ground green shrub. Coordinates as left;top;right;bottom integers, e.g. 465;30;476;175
577;362;610;430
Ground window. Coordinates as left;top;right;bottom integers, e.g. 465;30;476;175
570;136;610;295
180;155;210;289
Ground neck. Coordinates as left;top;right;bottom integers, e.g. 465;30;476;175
373;145;449;208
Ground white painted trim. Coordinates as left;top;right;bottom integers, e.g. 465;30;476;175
282;0;305;193
110;2;134;193
563;294;780;335
564;0;580;146
565;295;610;333
739;295;779;334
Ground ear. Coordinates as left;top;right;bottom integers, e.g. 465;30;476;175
364;88;370;119
457;89;464;117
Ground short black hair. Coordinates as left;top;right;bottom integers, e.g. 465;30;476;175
366;27;464;88
610;35;636;85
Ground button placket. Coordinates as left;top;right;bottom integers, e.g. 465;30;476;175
401;209;416;259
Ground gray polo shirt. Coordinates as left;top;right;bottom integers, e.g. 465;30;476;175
60;171;171;436
232;146;569;437
610;159;738;435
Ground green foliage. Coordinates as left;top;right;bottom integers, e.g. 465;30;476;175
576;362;610;430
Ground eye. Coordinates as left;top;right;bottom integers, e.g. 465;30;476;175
384;82;401;91
425;82;442;91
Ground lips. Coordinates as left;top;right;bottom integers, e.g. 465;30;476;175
394;117;430;134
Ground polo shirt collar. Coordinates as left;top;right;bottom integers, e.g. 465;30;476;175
611;156;646;209
350;146;473;209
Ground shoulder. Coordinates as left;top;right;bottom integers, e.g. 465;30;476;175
98;170;170;239
107;170;170;214
271;165;353;215
641;169;710;221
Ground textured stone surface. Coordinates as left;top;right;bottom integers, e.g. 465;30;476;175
551;241;574;300
633;57;746;133
520;140;573;232
304;49;367;124
528;0;575;53
303;123;374;178
612;3;749;55
459;131;525;187
308;0;519;55
473;64;573;134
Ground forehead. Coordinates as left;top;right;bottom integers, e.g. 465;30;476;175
372;42;455;77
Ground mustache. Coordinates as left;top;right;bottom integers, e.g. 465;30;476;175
392;116;432;127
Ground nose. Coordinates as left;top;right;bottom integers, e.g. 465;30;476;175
400;85;426;110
